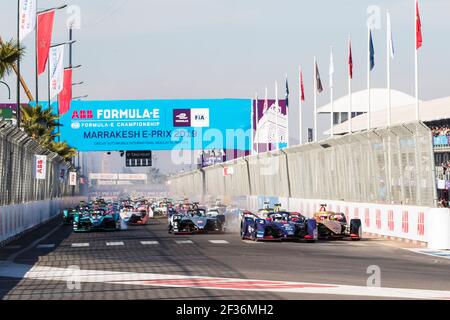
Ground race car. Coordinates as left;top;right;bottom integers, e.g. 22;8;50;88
313;204;362;240
63;208;79;225
240;210;317;242
73;208;121;232
120;205;150;226
168;208;226;234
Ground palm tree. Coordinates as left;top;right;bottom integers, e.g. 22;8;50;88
20;104;77;162
0;39;24;79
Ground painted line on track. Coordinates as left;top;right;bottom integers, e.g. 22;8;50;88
71;243;90;248
106;242;124;247
0;263;449;300
209;240;229;244
141;241;159;245
407;248;450;260
176;240;194;244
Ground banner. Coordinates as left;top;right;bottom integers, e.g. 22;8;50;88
34;155;47;180
252;99;288;152
49;45;65;99
59;99;252;152
37;10;55;75
19;0;36;41
69;172;77;186
58;69;73;115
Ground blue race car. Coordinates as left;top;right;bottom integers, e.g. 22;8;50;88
73;208;121;232
240;210;317;242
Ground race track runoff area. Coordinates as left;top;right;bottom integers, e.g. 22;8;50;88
0;217;449;300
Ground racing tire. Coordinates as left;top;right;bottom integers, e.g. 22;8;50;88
350;219;362;240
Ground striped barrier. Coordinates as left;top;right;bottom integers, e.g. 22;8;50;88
246;196;450;247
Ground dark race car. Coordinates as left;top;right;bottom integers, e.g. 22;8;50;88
73;208;121;232
240;210;317;242
168;208;226;235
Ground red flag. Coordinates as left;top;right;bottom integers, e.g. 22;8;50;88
37;10;55;75
416;0;422;49
300;70;305;102
348;40;353;79
58;69;72;115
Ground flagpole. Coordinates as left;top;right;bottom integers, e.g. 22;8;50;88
265;86;269;152
313;56;318;142
387;10;392;127
275;81;279;150
35;9;39;109
299;66;303;145
348;36;353;134
17;0;21;128
367;27;371;131
329;46;334;138
415;0;420;121
250;97;255;155
255;94;260;154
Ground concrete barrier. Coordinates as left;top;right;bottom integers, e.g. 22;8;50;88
427;208;450;249
0;197;86;246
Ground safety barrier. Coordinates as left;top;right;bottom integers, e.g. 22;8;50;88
0;196;86;245
0;121;79;206
169;122;437;207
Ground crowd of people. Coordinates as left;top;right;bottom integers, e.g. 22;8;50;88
431;126;450;137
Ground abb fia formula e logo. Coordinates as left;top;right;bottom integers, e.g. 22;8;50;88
173;108;210;128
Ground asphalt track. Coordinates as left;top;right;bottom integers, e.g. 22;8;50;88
0;217;449;300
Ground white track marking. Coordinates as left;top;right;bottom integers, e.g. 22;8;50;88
141;241;159;245
36;244;55;249
7;223;61;262
209;240;229;244
0;263;449;300
176;240;194;244
71;243;90;248
106;242;124;247
407;248;450;260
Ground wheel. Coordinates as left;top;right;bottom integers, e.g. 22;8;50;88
350;219;362;240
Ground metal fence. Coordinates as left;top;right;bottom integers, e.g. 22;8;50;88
0;121;79;206
168;122;437;207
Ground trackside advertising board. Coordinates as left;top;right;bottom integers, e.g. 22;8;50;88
59;99;252;152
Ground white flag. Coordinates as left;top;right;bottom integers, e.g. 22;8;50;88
49;45;65;99
19;0;36;41
329;47;335;88
387;11;395;59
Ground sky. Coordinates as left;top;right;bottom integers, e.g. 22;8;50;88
1;0;450;173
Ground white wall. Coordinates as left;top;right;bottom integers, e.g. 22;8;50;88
0;197;86;244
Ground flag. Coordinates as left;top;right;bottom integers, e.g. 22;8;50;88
348;39;353;79
19;0;36;41
49;45;65;99
369;30;375;71
416;0;422;49
315;62;323;93
285;75;290;107
58;69;72;115
300;69;305;102
37;10;55;75
329;48;335;88
387;11;395;59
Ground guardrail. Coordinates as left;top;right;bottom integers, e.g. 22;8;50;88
0;121;79;206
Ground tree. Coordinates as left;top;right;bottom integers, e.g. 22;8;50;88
20;104;76;162
0;39;24;79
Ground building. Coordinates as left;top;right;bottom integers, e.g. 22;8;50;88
254;103;288;145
